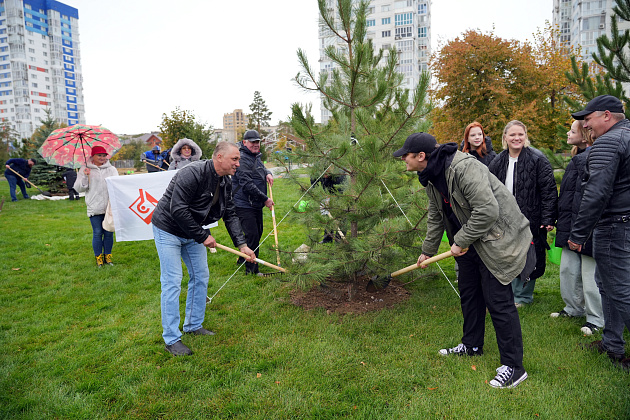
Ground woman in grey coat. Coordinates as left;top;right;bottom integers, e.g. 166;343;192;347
168;138;203;170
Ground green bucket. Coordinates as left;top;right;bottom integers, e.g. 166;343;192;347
547;246;562;265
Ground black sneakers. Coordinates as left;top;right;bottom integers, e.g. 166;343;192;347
550;309;571;318
165;341;193;356
188;327;215;336
489;365;528;388
580;322;601;336
438;343;483;356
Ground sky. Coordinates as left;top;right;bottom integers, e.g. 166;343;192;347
61;0;553;135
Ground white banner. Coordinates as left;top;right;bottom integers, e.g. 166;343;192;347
106;171;217;242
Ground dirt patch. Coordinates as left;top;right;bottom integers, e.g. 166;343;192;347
290;275;412;315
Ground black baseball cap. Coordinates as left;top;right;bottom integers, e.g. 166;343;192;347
393;132;437;157
571;95;624;120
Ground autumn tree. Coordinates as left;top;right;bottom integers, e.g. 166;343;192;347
288;0;432;287
158;107;214;157
0;122;20;164
248;91;272;134
431;27;578;151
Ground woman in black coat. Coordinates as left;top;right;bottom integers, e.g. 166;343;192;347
488;120;558;306
552;120;603;335
461;121;497;166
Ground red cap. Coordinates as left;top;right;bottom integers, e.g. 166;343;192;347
91;146;108;157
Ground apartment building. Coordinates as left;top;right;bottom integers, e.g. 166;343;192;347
553;0;630;64
0;0;84;140
222;108;249;143
318;0;431;123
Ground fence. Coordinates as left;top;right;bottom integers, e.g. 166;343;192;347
112;160;136;168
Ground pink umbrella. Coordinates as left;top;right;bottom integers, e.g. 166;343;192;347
38;124;122;169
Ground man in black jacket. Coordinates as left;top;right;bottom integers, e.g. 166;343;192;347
152;141;256;356
568;95;630;369
4;158;36;202
232;130;274;275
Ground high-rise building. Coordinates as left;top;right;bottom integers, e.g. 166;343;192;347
222;109;249;143
552;0;630;66
318;0;431;124
0;0;84;140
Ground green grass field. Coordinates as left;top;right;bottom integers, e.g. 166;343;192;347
1;176;629;419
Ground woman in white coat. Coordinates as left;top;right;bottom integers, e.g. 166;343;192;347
74;145;119;267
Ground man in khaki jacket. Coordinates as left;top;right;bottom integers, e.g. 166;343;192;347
395;132;533;388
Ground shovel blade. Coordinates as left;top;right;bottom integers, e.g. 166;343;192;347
366;275;391;292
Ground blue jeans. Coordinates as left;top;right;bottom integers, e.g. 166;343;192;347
6;174;29;201
593;223;630;355
89;214;113;256
153;225;210;346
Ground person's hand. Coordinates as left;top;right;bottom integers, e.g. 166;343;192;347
567;240;582;253
266;174;273;187
5;164;9;169
264;198;274;209
451;243;467;257
84;168;91;175
417;253;431;267
542;224;554;232
240;246;256;263
203;235;217;249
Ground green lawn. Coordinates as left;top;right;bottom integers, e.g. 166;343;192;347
1;176;628;419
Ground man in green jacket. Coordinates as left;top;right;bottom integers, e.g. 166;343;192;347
394;132;533;389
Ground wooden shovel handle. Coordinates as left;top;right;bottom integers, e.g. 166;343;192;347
6;166;41;190
268;183;281;266
391;249;463;277
214;243;287;273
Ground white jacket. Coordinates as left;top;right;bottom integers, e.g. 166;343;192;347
75;158;118;217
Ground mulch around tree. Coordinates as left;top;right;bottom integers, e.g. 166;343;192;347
290;275;412;315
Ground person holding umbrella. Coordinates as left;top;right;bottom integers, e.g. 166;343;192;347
4;158;37;202
74;146;119;267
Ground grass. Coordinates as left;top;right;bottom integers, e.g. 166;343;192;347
1;176;629;419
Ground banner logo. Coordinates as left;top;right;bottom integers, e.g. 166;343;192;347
129;189;158;224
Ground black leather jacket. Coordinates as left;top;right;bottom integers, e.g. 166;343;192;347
152;160;246;246
570;119;630;245
488;146;558;232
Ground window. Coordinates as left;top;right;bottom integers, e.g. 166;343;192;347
395;26;412;38
382;17;391;25
28;48;35;53
395;12;413;26
32;83;38;88
29;39;34;45
419;27;427;38
418;2;427;14
367;19;375;27
381;5;391;12
382;30;391;37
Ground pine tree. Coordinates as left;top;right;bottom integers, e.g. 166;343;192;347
248;91;272;134
29;110;68;193
287;0;432;288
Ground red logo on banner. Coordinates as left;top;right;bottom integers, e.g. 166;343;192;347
129;189;158;224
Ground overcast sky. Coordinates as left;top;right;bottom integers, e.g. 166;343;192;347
62;0;552;135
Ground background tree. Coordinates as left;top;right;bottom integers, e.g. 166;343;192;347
158;107;215;158
592;0;630;84
431;28;578;151
110;138;146;169
288;0;432;288
28;110;68;192
248;91;273;135
0;122;21;164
